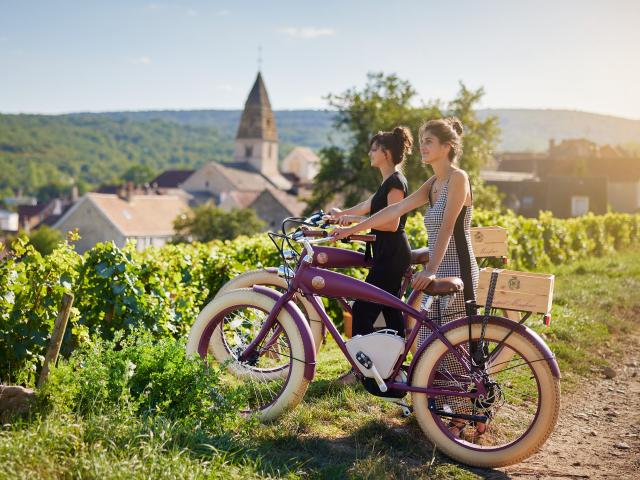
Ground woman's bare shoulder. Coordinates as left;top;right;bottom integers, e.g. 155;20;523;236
450;168;468;180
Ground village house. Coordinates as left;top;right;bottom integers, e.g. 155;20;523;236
53;190;188;253
483;139;640;217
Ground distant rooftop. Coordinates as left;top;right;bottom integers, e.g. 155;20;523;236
480;170;539;182
150;169;195;189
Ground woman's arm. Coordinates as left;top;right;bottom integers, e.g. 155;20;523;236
374;188;405;232
331;179;432;239
333;194;373;217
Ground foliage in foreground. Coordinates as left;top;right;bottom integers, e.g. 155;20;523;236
1;210;639;381
38;329;242;428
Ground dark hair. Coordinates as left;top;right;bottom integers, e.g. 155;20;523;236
419;117;464;162
369;126;413;165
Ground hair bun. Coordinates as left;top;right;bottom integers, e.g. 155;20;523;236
445;117;464;137
393;126;414;157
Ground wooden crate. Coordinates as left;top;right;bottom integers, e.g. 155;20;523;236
476;267;554;314
470;226;509;258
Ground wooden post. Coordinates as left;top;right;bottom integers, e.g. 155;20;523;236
37;292;74;388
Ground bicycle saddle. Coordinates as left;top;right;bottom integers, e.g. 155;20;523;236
422;277;464;295
410;247;429;265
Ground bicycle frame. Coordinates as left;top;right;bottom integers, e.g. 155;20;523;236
305;244;418;318
239;250;491;399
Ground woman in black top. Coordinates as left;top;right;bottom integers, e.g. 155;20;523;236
329;127;413;383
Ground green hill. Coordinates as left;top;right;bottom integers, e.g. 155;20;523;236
1;108;639;197
479;108;640;151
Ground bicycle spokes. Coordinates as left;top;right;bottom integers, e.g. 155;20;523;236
217;305;293;413
428;338;541;448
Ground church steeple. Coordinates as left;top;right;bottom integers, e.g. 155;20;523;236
236;72;278;142
234;72;288;188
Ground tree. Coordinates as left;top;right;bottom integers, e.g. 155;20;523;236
308;73;501;211
173;205;265;242
36;182;72;204
121;164;157;185
29;225;63;255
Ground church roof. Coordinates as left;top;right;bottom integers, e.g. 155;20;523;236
236;72;278;142
210;162;274;191
150;169;196;188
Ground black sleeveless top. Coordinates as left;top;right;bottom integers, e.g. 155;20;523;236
366;171;411;268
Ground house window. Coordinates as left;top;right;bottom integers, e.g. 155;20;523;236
521;196;534;208
571;196;589;216
245;145;253;158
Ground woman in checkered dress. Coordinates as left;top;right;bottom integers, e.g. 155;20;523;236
332;117;479;436
418;174;478;342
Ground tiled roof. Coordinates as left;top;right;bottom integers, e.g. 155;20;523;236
282;146;319;167
480;170;539;182
221;190;261;209
258;187;307;217
79;193;188;237
210;162;274;191
17;203;48;218
150;169;196;188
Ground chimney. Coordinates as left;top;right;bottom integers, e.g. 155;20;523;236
548;138;556;153
126;181;134;202
71;184;79;202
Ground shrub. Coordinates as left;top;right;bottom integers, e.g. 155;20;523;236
39;329;242;431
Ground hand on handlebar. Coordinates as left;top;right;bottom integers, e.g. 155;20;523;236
411;270;435;291
330;227;354;242
323;212;362;227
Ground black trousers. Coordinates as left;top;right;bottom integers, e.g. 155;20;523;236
351;265;406;338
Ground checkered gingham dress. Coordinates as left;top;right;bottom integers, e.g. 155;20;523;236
419;179;479;413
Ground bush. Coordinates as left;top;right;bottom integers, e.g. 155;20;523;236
39;329;242;431
28;225;63;256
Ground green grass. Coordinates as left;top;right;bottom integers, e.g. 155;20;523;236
1;250;639;479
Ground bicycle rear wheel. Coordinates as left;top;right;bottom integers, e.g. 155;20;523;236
411;320;560;467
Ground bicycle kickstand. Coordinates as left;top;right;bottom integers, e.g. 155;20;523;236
382;398;413;417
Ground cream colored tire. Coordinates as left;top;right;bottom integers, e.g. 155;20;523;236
216;269;324;353
186;288;309;421
411;322;560;468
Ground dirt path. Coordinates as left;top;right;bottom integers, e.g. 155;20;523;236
498;332;640;479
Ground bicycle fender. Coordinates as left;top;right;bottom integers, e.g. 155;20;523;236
252;285;317;381
408;315;560;381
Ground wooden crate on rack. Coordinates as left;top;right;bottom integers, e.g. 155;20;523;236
477;267;554;315
470;226;508;258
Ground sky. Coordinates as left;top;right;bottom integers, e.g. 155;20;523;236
1;0;640;119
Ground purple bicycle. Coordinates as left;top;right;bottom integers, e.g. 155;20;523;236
186;222;560;468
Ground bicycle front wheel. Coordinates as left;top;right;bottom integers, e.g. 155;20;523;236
214;268;324;356
411;320;560;468
186;288;310;421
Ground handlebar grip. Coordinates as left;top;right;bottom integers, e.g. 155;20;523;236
302;230;328;238
348;234;376;242
323;216;359;225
